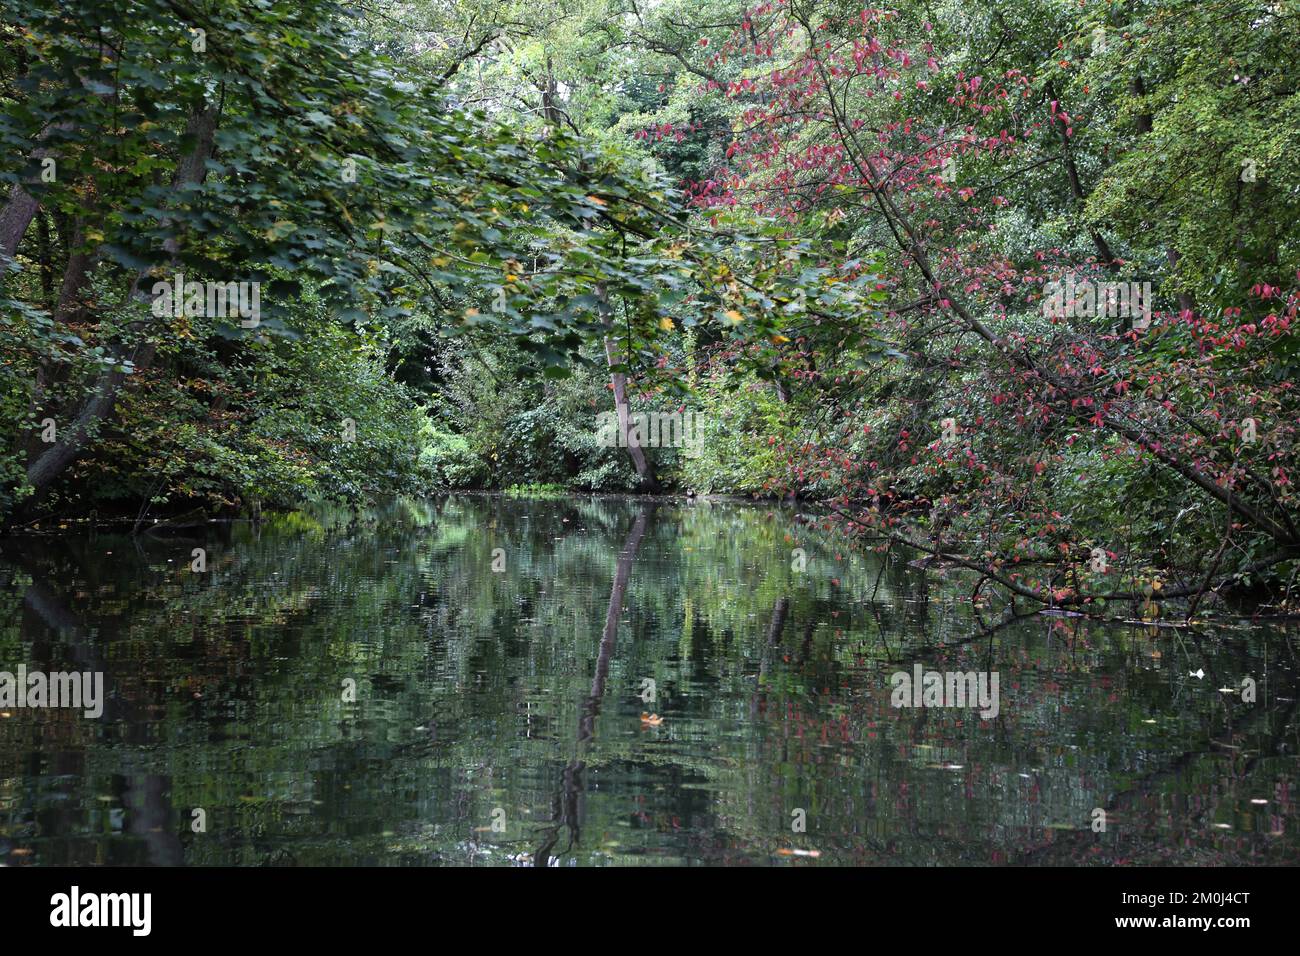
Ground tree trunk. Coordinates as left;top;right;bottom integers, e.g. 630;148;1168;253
596;283;657;490
21;103;220;508
603;334;658;490
1130;76;1152;134
0;176;42;263
55;220;96;321
0;120;75;265
0;180;39;264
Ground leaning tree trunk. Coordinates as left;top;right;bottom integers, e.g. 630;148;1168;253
21;103;221;509
603;333;658;490
0;122;73;265
596;285;657;491
0;182;40;264
1;38;121;264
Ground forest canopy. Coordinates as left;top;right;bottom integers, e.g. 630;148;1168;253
2;0;1299;612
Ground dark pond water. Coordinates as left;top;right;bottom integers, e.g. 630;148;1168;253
1;496;1297;866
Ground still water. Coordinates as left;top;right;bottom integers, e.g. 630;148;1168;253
1;496;1297;866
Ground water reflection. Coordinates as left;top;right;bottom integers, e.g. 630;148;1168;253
0;496;1296;866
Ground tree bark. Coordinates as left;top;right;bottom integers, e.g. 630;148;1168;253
597;284;657;490
55;220;96;322
1;44;116;264
603;334;658;490
0;123;71;264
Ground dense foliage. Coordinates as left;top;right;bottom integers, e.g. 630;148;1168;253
4;0;1299;610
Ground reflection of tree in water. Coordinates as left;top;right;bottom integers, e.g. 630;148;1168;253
534;505;653;866
11;558;184;865
1;498;1297;866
